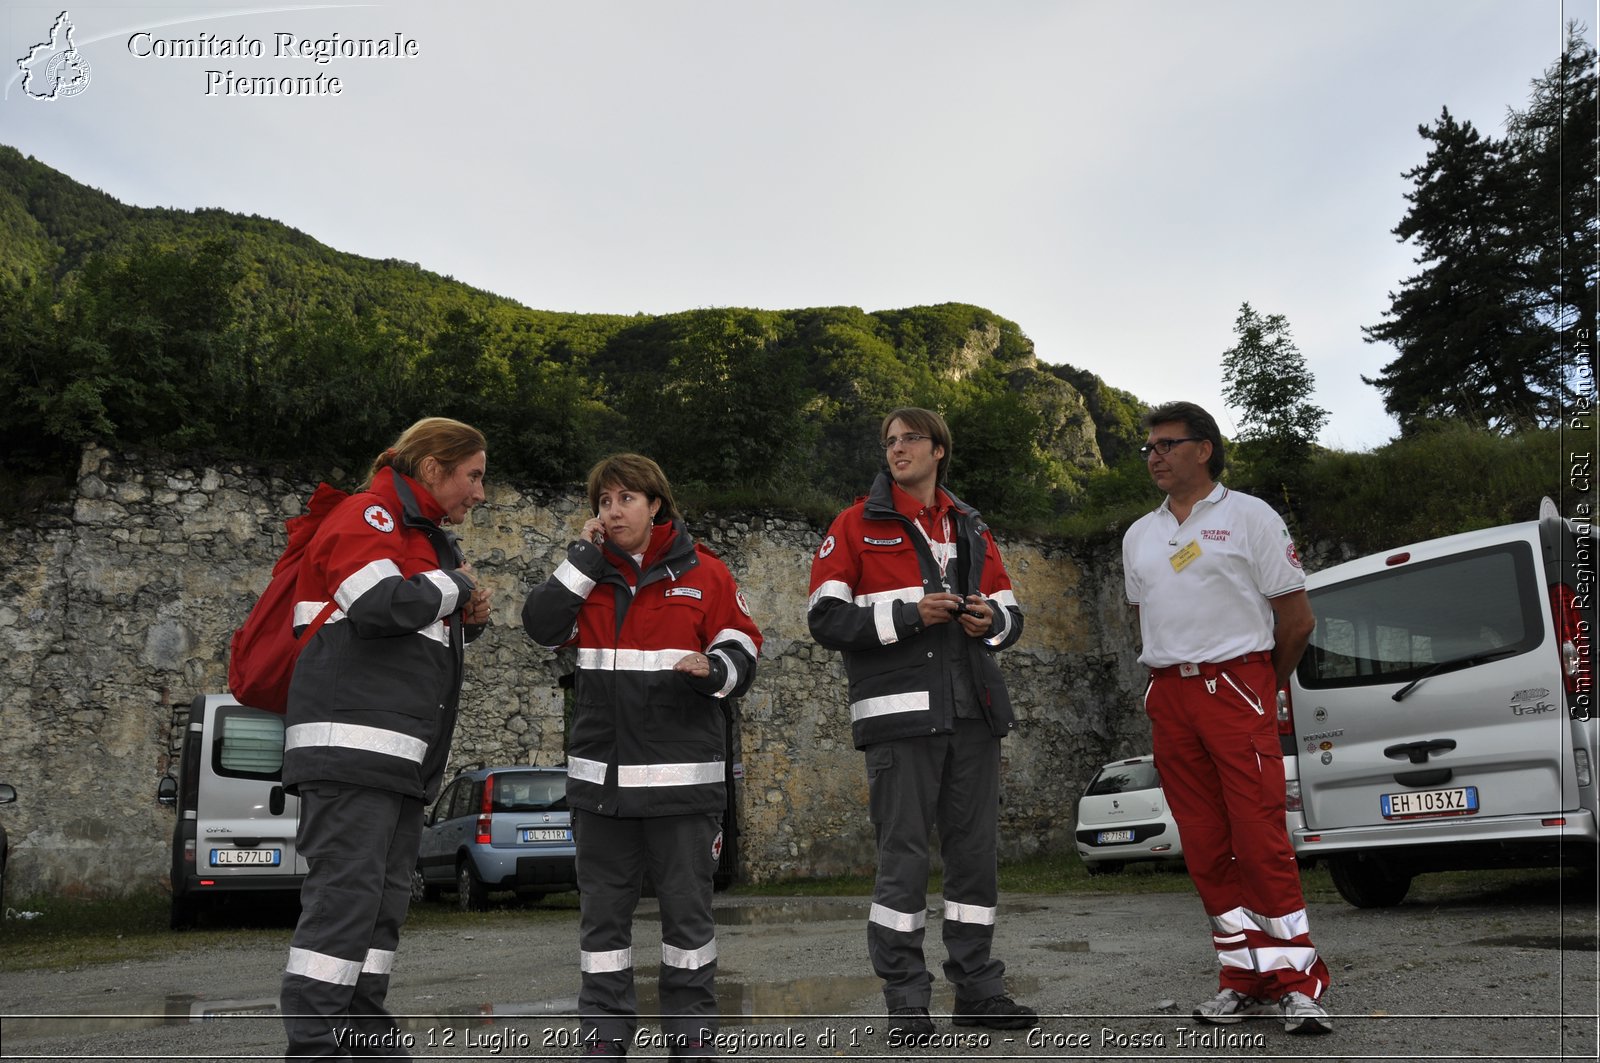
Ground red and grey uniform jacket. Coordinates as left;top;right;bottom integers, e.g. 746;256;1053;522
521;519;763;818
283;467;479;804
807;473;1022;750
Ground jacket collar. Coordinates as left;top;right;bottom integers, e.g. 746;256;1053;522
864;471;979;526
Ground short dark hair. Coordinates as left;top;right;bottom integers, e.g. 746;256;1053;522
1143;401;1225;480
881;407;952;483
585;453;682;525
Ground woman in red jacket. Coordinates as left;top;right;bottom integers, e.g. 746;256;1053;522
523;454;762;1060
280;416;492;1059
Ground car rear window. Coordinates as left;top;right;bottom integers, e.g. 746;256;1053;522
1086;762;1160;795
1299;541;1542;689
491;772;566;812
213;707;284;780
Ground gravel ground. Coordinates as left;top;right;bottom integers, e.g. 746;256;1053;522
2;881;1596;1062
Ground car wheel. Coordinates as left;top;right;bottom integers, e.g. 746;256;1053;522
457;860;487;912
1327;853;1412;908
1085;861;1125;877
411;866;441;904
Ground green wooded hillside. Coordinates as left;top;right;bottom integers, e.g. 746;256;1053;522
0;145;1147;523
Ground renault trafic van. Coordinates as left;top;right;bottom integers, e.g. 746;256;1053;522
157;693;306;927
1286;499;1595;906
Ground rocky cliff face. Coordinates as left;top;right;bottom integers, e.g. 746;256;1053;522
0;448;1154;897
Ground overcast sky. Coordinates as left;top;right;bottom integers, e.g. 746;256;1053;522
2;0;1581;452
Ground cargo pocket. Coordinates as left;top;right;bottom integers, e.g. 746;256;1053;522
865;745;896;826
866;744;896;780
1250;732;1287;812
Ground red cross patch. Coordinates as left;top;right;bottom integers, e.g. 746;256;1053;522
363;505;395;533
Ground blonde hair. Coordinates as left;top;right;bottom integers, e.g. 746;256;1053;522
366;417;487;489
585;453;681;524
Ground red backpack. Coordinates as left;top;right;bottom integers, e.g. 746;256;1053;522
227;482;349;713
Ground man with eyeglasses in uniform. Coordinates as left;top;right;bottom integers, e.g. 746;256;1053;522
807;407;1037;1042
1122;400;1332;1036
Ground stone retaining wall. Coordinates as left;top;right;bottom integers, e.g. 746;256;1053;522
0;447;1156;897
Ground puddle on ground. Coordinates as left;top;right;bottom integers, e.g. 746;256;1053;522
1038;939;1131;954
636;898;1048;926
1467;934;1599;951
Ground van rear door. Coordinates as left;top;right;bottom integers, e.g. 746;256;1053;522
1294;527;1576;832
198;699;307;878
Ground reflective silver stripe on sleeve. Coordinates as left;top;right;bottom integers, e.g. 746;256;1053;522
285;947;362;986
850;691;930;723
709;627;759;662
868;902;927;933
416;619;449;647
568;756;607;785
1255;946;1320;972
284;722;427;764
1247;907;1310;941
580;947;633;974
808;580;853;609
660;938;718;970
984;589;1019;647
873;600;899;645
943;900;997;926
710;649;738;698
554;559;596;598
422;569;461;618
362;948;395;975
617;761;724;788
293;601;346;628
334;558;402;610
853;586;922;607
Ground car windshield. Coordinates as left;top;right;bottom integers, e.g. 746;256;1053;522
491;773;566;813
1086;762;1160;795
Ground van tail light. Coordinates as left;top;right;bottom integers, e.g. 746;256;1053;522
1577;748;1593;789
1548;584;1592;698
476;773;494;844
183;838;196;866
1284;777;1303;813
1276;687;1295;737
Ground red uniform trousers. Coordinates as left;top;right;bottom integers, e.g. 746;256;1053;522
1145;656;1330;1001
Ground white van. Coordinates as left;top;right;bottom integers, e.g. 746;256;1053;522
157;693;306;927
1286;499;1595;906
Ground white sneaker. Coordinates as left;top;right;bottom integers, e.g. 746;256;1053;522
1192;988;1275;1025
1280;991;1333;1034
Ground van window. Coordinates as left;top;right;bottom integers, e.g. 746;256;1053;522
213;708;285;780
1086;762;1161;795
1299;542;1542;689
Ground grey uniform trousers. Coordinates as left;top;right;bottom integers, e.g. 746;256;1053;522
574;808;723;1048
866;718;1006;1010
281;783;422;1061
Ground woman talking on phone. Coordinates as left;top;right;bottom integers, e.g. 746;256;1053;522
279;416;492;1059
522;454;762;1059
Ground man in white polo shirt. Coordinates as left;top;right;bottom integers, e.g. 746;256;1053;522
1122;401;1332;1036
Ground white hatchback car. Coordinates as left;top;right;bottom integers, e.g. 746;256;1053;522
1074;755;1182;874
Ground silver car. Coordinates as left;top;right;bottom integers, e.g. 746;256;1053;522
1287;499;1597;907
413;765;576;911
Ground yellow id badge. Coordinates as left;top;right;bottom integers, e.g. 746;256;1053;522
1169;540;1201;573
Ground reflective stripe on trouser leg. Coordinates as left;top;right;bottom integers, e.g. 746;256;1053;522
574;809;645;1045
1146;662;1331;1001
647;812;724;1041
938;718;1005;1001
281;784;413;1060
864;733;946;1010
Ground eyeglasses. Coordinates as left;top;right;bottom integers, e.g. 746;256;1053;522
882;433;932;450
1139;437;1203;458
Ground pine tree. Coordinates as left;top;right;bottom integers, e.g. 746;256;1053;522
1220;302;1327;493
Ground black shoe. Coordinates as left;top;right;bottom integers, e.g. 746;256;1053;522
887;1006;935;1037
952;994;1039;1030
579;1038;626;1058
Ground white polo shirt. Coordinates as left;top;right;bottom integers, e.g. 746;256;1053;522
1122;483;1305;668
